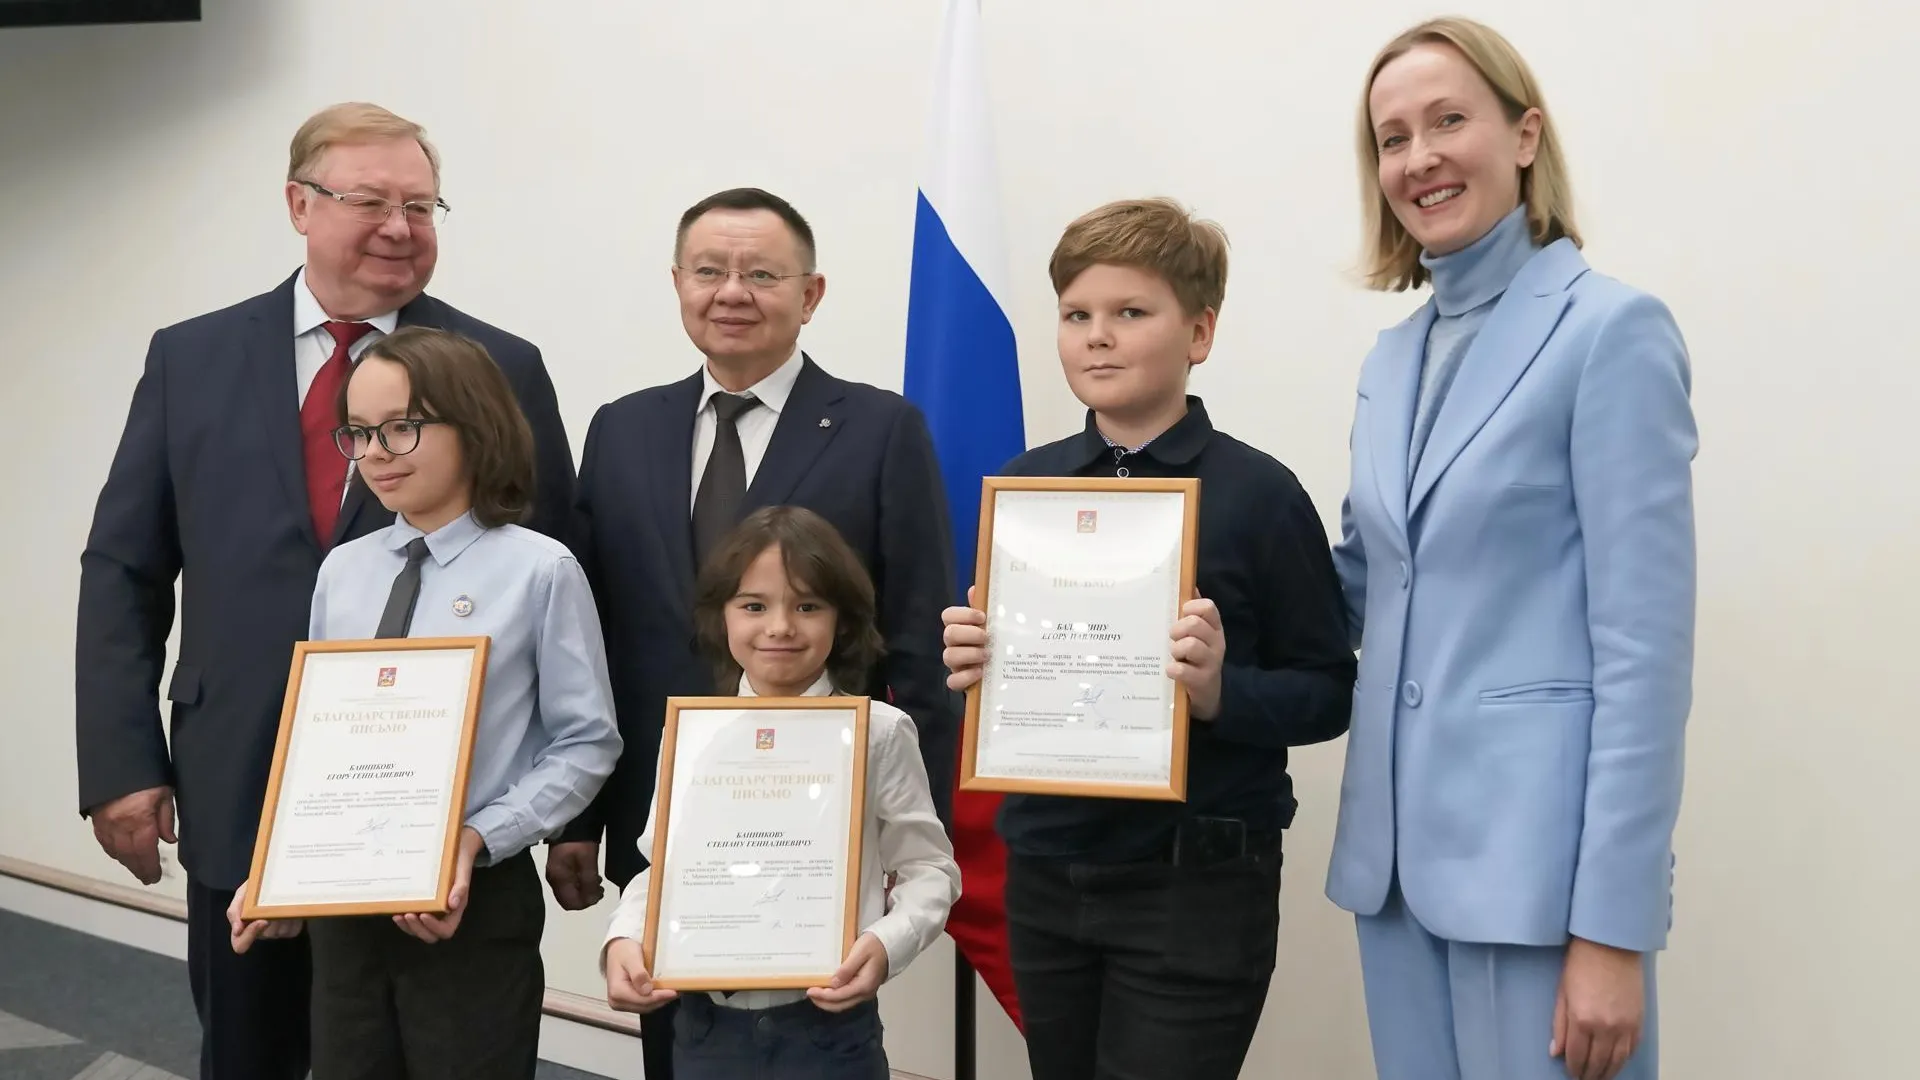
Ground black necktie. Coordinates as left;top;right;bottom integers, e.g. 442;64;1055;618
691;392;762;564
375;537;432;638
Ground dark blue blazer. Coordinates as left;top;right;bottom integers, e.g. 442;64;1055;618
560;355;958;886
74;270;576;889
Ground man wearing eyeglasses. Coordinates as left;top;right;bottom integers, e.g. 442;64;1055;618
73;102;574;1080
551;187;959;1078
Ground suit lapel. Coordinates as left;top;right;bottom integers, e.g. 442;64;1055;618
330;470;379;548
652;372;704;605
1406;242;1584;518
1364;307;1431;544
246;276;317;551
745;355;846;509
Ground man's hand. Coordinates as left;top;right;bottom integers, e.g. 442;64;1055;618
395;827;484;943
605;938;678;1015
545;841;605;910
942;586;988;692
807;932;888;1012
226;881;303;954
1551;937;1646;1080
88;785;175;885
1167;597;1225;719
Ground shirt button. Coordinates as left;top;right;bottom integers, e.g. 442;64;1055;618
1401;681;1422;707
1398;561;1410;588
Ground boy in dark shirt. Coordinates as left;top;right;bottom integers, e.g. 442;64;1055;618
941;197;1356;1080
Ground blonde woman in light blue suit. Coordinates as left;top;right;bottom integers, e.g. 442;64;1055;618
1325;17;1698;1080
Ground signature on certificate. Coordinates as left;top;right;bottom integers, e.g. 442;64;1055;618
1072;686;1113;729
754;884;786;906
356;813;392;836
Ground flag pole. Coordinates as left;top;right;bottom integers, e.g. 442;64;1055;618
955;950;978;1080
905;4;1019;1076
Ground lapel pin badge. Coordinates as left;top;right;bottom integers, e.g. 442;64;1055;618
452;595;474;618
819;417;831;428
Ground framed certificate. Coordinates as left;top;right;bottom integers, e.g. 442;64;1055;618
643;697;869;992
959;476;1201;800
239;637;488;921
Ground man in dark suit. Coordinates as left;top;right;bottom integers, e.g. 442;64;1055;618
73;103;575;1080
547;187;958;1075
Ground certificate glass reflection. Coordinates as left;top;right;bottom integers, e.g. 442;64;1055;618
242;637;487;920
644;698;869;992
961;479;1199;800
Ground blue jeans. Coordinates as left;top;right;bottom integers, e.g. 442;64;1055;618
671;993;888;1080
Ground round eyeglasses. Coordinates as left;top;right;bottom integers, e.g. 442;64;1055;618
332;418;448;460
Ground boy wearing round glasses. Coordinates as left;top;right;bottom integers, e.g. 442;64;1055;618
231;325;620;1080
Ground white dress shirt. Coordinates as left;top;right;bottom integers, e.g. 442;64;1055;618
688;347;803;511
292;267;399;407
603;671;960;1010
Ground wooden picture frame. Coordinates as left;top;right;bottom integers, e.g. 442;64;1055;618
642;696;871;992
239;636;488;921
959;476;1201;801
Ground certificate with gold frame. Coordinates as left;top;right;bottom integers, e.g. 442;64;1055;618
959;476;1201;801
239;637;488;921
643;696;870;992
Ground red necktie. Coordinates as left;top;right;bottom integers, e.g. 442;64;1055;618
302;320;375;546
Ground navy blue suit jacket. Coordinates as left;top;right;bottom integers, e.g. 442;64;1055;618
74;270;576;889
560;355;958;887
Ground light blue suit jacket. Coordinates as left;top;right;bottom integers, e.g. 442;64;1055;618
1325;239;1697;954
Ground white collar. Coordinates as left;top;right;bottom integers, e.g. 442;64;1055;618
736;669;835;698
697;346;803;417
293;267;402;339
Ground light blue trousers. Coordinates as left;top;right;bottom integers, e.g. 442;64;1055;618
1355;885;1659;1080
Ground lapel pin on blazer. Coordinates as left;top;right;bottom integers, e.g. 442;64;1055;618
452;595;474;617
819;417;831;428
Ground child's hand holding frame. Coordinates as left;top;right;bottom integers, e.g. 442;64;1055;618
806;932;889;1012
605;938;679;1015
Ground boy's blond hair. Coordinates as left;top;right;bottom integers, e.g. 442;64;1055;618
1357;17;1579;292
1049;197;1228;317
288;102;441;188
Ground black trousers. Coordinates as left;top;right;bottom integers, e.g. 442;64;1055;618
306;851;547;1080
641;998;678;1080
1004;837;1282;1080
186;879;314;1080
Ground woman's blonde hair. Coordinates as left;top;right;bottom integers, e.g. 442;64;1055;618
1357;17;1579;292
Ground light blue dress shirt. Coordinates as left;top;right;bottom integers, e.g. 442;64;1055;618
309;510;623;864
1407;204;1540;479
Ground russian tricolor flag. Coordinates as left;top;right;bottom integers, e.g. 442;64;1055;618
902;0;1026;1032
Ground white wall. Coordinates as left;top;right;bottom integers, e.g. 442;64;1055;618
1;2;1913;1077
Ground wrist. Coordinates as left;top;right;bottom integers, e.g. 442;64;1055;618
1569;936;1642;968
1190;668;1226;720
1195;680;1223;719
